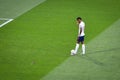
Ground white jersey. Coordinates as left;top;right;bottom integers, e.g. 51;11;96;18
78;21;85;37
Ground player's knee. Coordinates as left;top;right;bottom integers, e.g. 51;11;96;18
81;41;84;44
77;41;80;44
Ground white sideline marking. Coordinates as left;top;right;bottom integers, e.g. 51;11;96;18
0;18;14;28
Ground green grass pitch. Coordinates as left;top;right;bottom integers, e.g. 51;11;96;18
0;0;120;80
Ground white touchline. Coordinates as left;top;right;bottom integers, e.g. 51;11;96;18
0;18;14;28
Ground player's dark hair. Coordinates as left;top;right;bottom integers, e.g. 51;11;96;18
76;17;82;20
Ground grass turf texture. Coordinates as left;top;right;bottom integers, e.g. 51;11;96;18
0;0;120;80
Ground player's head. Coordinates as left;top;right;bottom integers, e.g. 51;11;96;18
76;17;82;23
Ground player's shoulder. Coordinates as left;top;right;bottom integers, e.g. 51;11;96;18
81;21;85;25
80;21;85;26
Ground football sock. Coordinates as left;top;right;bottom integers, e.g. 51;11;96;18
82;44;85;54
74;43;79;54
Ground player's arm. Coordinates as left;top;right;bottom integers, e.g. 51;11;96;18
80;27;82;35
78;27;82;37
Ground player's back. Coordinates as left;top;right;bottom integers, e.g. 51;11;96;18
79;21;85;36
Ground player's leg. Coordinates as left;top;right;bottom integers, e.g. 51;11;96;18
81;36;85;54
74;37;80;54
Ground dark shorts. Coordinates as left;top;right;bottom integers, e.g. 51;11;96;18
77;36;84;43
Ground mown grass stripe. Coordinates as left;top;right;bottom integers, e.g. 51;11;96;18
0;0;47;18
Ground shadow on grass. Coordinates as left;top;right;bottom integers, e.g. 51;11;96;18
81;55;105;66
87;47;120;54
78;47;120;66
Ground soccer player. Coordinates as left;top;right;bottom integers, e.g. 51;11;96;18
71;17;86;55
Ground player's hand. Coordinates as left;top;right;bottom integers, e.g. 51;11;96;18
77;36;79;40
78;34;80;37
